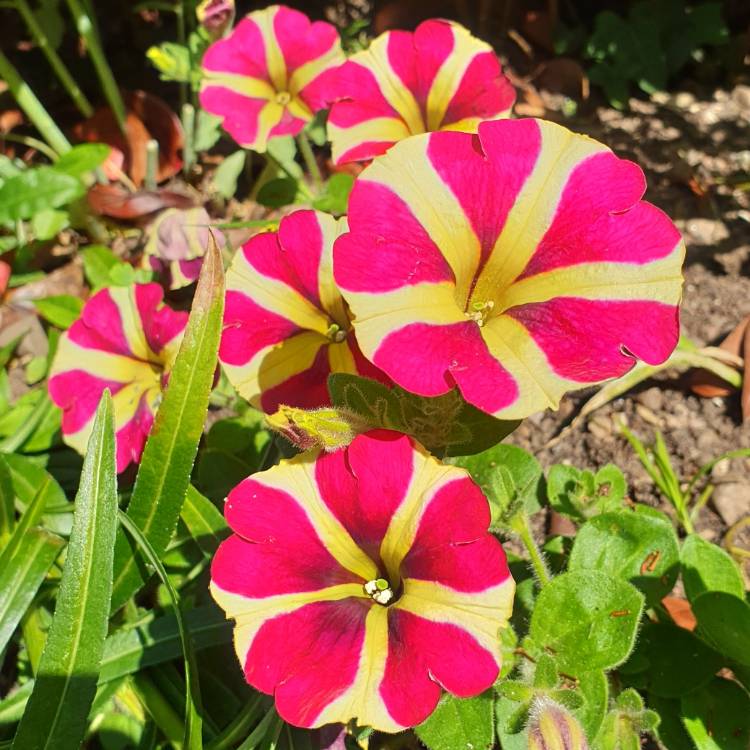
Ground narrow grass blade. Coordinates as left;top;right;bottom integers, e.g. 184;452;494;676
110;235;225;611
12;391;118;750
0;456;14;547
118;511;204;750
181;485;228;558
0;528;63;655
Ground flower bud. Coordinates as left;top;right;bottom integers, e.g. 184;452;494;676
527;699;588;750
265;405;370;452
196;0;234;39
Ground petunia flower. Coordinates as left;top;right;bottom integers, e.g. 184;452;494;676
200;4;344;152
333;118;685;420
219;209;387;413
327;19;515;165
210;429;515;730
143;207;225;290
48;284;187;472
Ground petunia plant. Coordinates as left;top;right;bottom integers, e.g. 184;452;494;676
2;5;748;750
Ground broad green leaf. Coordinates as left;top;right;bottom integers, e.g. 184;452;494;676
625;623;722;698
682;678;750;750
0;528;63;655
110;235;224;612
547;464;626;521
312;173;353;215
4;454;72;535
415;691;494;750
213;150;246;199
32;295;84;329
648;696;694;750
0;168;84;223
81;245;120;289
495;695;528;749
31;209;69;241
691;592;750;666
681;534;745;602
575;670;609;739
0;455;13;546
194;111;222;152
52;144;109;177
13;392;118;750
180;485;228;558
452;444;543;524
257;177;298;208
529;570;644;674
568;508;679;605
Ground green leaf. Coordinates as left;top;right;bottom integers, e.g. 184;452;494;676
691;591;750;666
81;245;120;290
648;696;694;750
31;209;69;241
4;454;72;536
575;670;609;739
625;622;722;697
681;534;745;602
12;391;118;750
194;111;223;152
0;527;63;655
547;464;626;521
568;508;679;605
52;144;110;177
682;678;750;750
32;295;84;329
257;177;298;208
0;455;13;546
529;570;644;674
454;444;543;526
180;485;228;558
110;234;225;612
312;173;354;215
0;682;34;726
212;150;246;199
415;691;494;750
0;168;84;223
495;695;528;748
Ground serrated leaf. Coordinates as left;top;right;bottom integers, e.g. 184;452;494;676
568;508;679;605
32;295;83;329
109;234;224;612
681;534;745;602
0;168;84;223
529;571;644;674
12;392;117;750
415;691;494;750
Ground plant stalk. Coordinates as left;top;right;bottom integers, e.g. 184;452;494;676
513;512;551;586
0;50;71;155
13;0;94;117
296;130;322;191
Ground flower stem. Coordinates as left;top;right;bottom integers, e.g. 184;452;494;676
296;130;322;191
13;0;94;118
513;512;551;586
0;49;71;155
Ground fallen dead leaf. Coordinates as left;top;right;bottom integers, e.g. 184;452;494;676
87;183;195;220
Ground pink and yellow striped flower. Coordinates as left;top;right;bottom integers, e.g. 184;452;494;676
211;429;514;730
327;19;515;165
200;4;343;152
220;209;386;412
48;284;187;472
333;118;685;420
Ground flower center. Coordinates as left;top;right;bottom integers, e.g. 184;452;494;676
466;299;495;327
326;323;348;343
364;577;394;606
275;91;291;106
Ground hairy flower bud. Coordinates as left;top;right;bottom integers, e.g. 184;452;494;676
528;699;588;750
196;0;234;39
265;405;371;452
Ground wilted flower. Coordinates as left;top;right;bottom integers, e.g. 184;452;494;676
196;0;234;39
219;209;387;412
327;19;515;164
211;429;515;730
143;207;225;290
528;699;589;750
200;4;343;152
48;284;187;472
333;118;685;420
